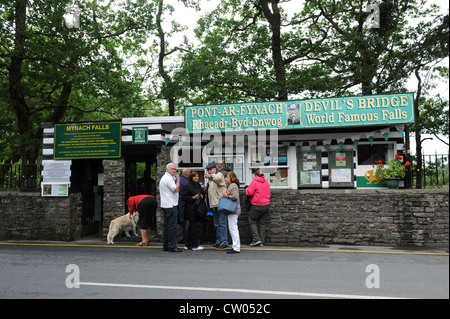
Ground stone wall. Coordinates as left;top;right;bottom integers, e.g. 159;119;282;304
155;145;172;239
102;159;126;237
1;187;448;247
237;189;449;247
0;192;82;241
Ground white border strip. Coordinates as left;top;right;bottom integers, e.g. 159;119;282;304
79;282;410;299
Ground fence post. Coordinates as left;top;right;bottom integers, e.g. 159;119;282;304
405;150;412;189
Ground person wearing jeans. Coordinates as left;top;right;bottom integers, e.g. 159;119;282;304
159;163;182;252
205;162;228;249
162;206;179;251
212;208;228;249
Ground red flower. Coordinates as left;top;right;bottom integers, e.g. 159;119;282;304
404;161;411;167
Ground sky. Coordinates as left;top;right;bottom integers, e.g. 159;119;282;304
168;0;449;155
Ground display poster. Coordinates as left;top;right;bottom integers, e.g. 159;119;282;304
41;160;71;197
42;160;71;183
299;153;321;186
310;171;321;184
331;169;352;183
335;153;347;167
41;183;69;197
268;169;288;187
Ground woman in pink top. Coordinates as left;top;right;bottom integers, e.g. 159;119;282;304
246;169;271;247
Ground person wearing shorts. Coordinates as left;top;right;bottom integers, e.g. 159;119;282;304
127;195;157;246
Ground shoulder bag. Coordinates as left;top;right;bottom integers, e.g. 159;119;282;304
217;196;237;215
194;196;208;219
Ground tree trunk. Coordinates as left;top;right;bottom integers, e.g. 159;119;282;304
415;133;423;189
9;0;38;165
156;0;176;116
414;69;423;189
259;0;288;101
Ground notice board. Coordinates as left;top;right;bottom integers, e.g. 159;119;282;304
54;122;122;160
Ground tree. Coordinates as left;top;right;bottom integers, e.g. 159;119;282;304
154;0;196;116
182;0;448;102
0;0;158;165
294;1;448;95
297;1;448;189
408;12;449;188
410;64;449;188
180;0;326;104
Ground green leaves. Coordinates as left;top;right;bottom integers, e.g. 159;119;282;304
0;0;448;165
0;0;164;163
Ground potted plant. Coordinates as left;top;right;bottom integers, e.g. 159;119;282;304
374;154;411;189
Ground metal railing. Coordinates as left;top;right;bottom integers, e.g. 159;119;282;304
1;154;448;191
410;153;449;189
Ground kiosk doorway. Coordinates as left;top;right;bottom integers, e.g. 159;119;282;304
125;155;158;236
70;159;104;236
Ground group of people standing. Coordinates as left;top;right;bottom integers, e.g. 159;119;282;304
126;161;271;254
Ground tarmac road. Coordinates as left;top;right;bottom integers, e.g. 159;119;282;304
0;241;448;303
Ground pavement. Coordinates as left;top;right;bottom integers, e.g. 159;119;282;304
1;236;448;300
1;235;448;256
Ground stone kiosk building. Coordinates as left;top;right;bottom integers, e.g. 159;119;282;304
1;93;448;247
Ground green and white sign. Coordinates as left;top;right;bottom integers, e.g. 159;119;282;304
185;101;288;132
185;93;415;132
132;127;148;144
54;121;122;159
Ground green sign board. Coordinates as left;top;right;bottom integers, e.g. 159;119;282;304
185;101;288;132
185;93;415;132
54;122;122;159
132;127;148;144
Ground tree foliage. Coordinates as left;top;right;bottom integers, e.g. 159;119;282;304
0;0;161;163
0;0;448;167
181;0;448;103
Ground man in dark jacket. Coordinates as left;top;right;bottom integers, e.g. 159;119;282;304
177;168;191;243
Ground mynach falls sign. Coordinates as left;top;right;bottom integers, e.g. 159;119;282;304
184;93;415;132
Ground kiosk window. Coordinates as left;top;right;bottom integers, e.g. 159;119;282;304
250;146;289;187
208;155;245;184
298;152;322;187
358;144;388;165
177;147;204;168
252;168;289;187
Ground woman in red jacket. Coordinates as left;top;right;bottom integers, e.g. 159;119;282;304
127;194;157;246
246;169;271;247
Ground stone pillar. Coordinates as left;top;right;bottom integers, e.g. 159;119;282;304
102;158;126;238
155;145;172;240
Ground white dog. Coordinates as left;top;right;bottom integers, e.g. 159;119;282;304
107;212;139;244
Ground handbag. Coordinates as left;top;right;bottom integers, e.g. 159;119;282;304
245;195;253;211
217;196;237;215
194;196;208;219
